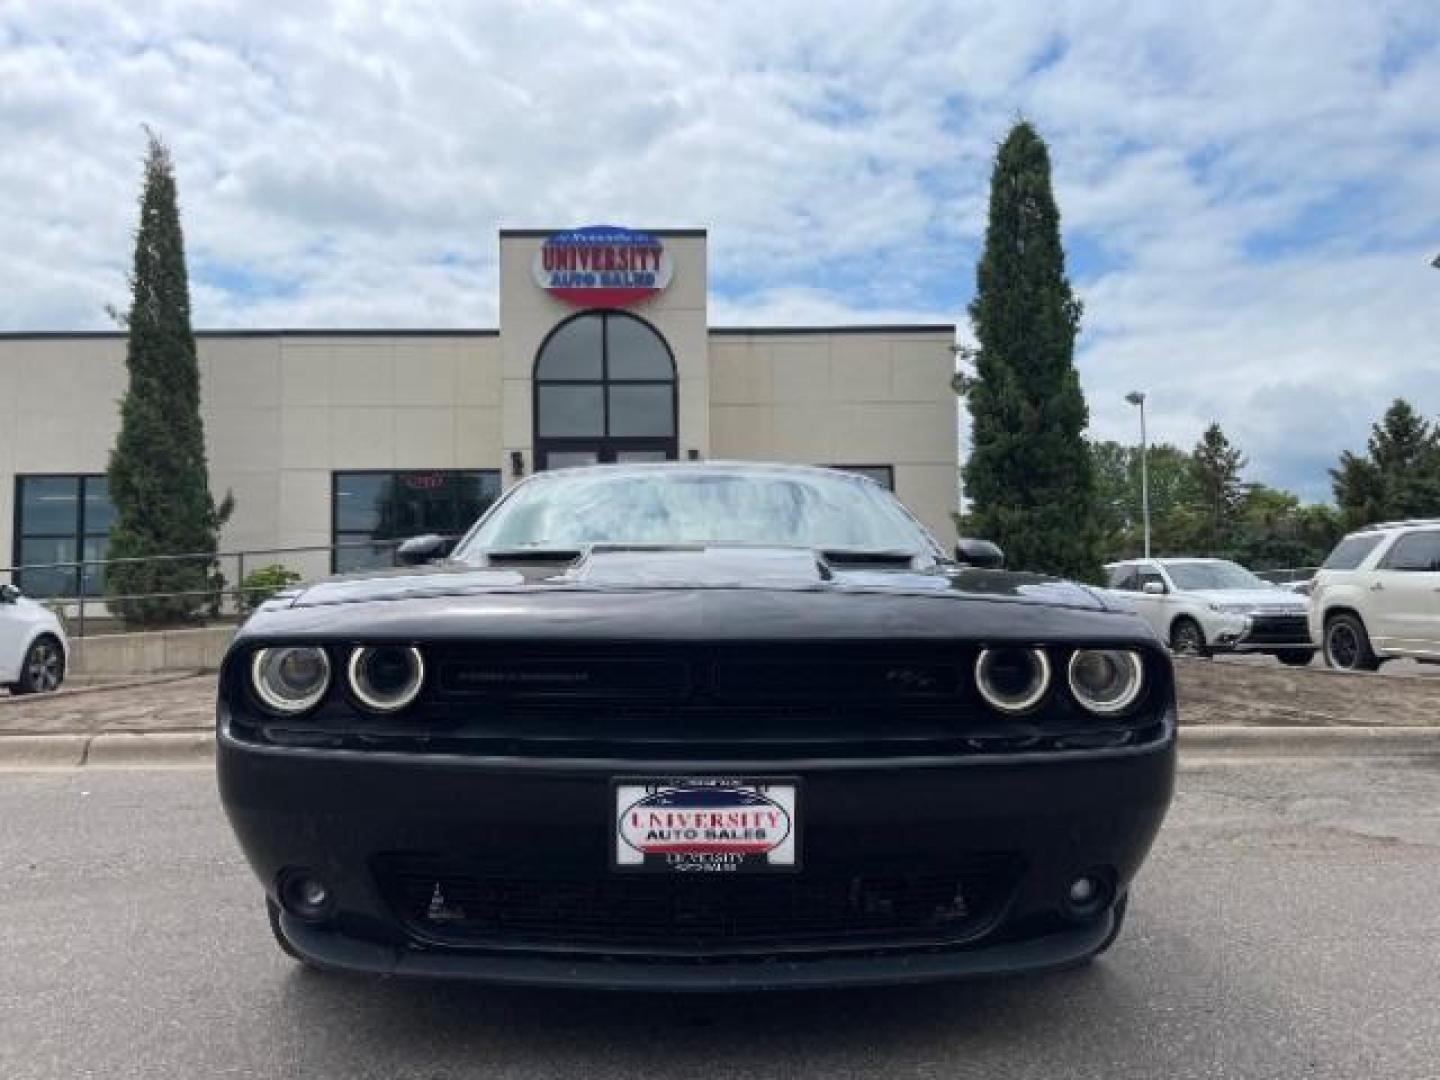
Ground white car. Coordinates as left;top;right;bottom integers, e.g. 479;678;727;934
0;582;69;694
1308;520;1440;671
1104;558;1315;666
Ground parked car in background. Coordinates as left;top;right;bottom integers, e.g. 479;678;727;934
219;463;1176;989
1309;520;1440;671
0;583;69;694
1104;558;1315;666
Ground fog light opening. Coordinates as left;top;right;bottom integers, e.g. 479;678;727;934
278;869;336;923
1062;872;1113;920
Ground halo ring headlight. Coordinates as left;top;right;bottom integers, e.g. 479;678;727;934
974;647;1052;714
1067;649;1145;716
347;646;425;713
250;647;331;715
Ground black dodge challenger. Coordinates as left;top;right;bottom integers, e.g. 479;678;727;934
217;463;1176;989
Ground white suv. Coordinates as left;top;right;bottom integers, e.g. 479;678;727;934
1309;520;1440;671
1104;558;1315;665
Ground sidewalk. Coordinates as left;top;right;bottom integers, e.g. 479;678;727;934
0;673;215;736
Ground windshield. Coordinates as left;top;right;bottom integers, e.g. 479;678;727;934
1165;560;1269;591
456;468;935;556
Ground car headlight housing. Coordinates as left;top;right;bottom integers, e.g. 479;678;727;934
974;647;1051;714
347;646;425;713
1067;649;1145;716
250;647;331;715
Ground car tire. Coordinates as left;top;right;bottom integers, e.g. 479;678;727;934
1169;617;1210;658
1276;650;1316;667
1323;613;1381;672
12;635;65;694
266;897;318;968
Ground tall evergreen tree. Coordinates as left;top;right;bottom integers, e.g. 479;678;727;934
961;121;1100;580
106;131;231;624
1191;422;1247;553
1331;399;1440;528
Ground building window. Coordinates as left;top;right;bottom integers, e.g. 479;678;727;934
829;465;894;490
331;470;501;572
13;474;114;598
533;310;677;469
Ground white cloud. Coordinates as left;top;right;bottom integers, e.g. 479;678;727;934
0;0;1437;500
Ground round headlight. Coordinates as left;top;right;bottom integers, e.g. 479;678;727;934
250;647;331;715
1067;649;1145;715
975;647;1051;714
347;646;425;713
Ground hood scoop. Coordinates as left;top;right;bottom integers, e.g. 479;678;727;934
571;546;829;589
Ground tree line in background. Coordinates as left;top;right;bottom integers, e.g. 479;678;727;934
1092;399;1440;570
961;121;1439;580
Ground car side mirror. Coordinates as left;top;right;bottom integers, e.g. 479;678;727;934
395;534;456;567
954;538;1005;570
1142;581;1166;595
0;583;20;604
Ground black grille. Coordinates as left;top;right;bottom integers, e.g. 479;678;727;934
1246;614;1310;644
381;861;1015;955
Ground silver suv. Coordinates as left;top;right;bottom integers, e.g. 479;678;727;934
1309;520;1440;671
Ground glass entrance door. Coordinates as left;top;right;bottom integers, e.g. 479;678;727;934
539;441;673;470
533;311;678;471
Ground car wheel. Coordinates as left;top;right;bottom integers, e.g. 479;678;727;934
1323;614;1380;672
12;636;65;694
1276;650;1316;667
266;897;318;968
1169;618;1210;658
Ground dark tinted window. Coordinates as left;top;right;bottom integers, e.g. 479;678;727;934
533;315;602;380
333;470;501;572
1107;566;1139;591
1322;533;1384;570
1380;530;1440;572
1137;569;1166;592
606;315;673;379
14;474;112;597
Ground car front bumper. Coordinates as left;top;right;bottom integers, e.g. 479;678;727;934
218;717;1176;990
1207;612;1313;652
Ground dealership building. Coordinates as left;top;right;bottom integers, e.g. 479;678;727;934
0;227;959;596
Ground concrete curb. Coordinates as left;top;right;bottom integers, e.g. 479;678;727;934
1179;725;1440;756
0;730;214;770
1;725;1438;769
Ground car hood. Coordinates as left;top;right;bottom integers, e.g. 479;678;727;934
276;546;1113;612
236;546;1153;648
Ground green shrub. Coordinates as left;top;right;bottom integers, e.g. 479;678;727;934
239;565;303;614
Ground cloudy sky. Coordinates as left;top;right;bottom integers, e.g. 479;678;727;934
3;0;1438;501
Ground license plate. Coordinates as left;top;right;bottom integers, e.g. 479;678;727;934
613;778;800;874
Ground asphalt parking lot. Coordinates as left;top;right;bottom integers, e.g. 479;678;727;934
2;754;1437;1080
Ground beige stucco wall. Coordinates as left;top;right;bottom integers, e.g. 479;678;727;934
708;329;959;543
0;333;503;581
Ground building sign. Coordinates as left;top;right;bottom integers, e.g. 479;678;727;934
533;225;673;307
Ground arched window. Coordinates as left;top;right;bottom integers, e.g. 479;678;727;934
533;310;677;469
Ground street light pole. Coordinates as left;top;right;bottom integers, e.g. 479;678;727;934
1125;391;1151;559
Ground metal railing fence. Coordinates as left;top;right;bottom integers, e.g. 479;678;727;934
0;538;452;637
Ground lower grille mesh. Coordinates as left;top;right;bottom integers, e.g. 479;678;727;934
383;861;1014;953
